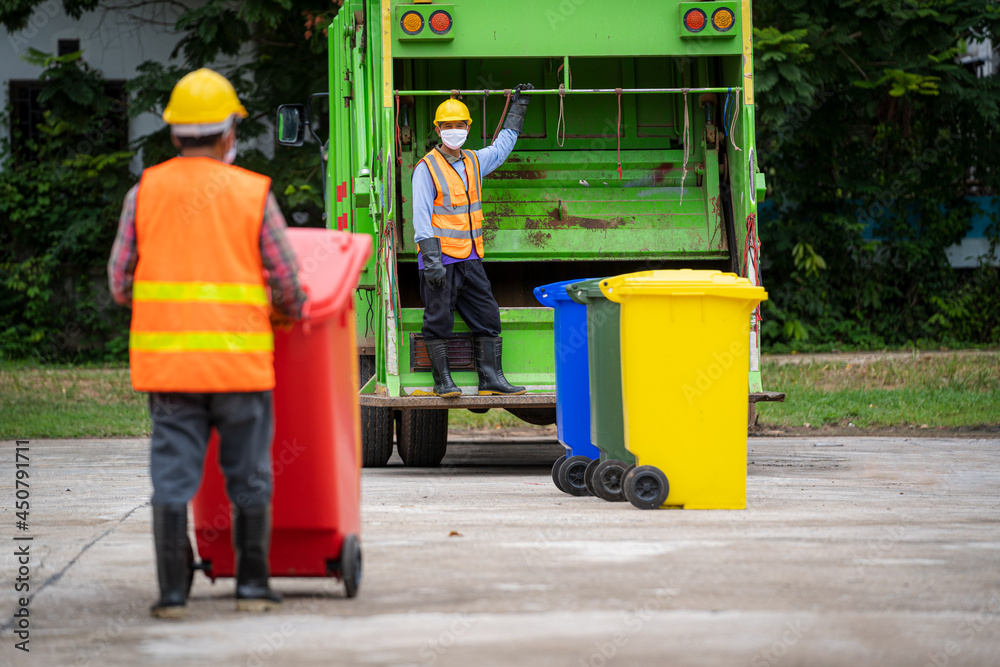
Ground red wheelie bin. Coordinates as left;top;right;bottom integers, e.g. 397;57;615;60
192;228;371;597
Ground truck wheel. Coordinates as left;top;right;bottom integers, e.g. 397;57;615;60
624;465;669;510
396;409;448;466
359;355;394;468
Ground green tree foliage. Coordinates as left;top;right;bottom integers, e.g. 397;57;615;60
1;51;134;361
753;0;1000;349
1;1;338;361
125;0;336;217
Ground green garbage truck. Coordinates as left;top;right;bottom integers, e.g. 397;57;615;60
276;0;782;467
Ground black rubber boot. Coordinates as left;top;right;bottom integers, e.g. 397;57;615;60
425;338;461;397
233;505;282;612
475;336;526;395
151;504;188;619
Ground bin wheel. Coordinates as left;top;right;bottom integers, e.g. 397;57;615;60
557;455;593;496
360;356;394;468
341;534;362;598
624;465;670;510
551;455;568;493
396;409;448;467
584;458;601;497
185;535;195;596
592;459;629;502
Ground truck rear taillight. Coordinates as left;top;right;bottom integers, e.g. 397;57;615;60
679;2;738;39
394;4;455;42
429;10;452;34
712;8;734;31
401;10;424;35
684;9;707;32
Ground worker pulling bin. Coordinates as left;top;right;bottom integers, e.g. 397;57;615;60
193;228;372;595
567;279;635;502
600;270;767;510
534;279;601;496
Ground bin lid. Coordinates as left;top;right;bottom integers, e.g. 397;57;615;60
284;228;373;321
566;278;609;306
600;269;767;303
532;278;590;306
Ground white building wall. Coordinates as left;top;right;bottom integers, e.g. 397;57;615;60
3;2;186;153
1;1;268;170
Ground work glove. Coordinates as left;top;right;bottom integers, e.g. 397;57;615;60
502;83;534;135
418;237;447;290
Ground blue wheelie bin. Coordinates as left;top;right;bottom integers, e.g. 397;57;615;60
534;279;601;496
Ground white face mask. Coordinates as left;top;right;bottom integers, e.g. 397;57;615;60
223;129;237;164
440;128;468;150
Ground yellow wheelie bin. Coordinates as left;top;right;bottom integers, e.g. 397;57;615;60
600;270;767;510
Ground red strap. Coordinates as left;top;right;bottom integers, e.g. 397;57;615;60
394;93;403;166
492;89;513;144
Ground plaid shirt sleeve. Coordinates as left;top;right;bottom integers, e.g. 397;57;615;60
108;184;139;306
260;192;307;319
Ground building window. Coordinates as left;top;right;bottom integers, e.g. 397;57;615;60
57;39;80;56
8;79;128;163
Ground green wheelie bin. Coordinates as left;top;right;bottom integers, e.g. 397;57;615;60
567;279;636;501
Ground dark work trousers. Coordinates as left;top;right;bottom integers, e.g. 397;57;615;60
419;259;502;340
148;391;274;508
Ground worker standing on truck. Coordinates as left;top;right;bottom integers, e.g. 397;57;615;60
107;68;307;619
414;84;534;397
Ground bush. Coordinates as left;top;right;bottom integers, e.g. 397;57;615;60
0;51;134;362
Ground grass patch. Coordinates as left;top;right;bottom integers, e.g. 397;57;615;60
3;351;997;438
448;409;527;429
0;365;149;439
756;351;1000;429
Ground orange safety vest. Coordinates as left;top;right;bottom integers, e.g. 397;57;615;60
129;156;275;393
420;148;485;259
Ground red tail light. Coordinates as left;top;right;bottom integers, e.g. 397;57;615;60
684;9;707;32
429;10;452;34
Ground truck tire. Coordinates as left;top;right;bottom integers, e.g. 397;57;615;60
396;409;448;467
360;355;394;468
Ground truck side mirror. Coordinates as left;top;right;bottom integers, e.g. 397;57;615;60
276;104;307;146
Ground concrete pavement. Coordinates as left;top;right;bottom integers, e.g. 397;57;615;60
1;435;999;666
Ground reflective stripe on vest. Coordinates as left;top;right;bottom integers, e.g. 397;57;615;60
133;281;268;305
130;157;275;393
130;331;274;353
421;148;486;260
434;226;484;240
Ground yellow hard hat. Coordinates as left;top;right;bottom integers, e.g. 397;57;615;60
433;98;472;126
162;68;248;127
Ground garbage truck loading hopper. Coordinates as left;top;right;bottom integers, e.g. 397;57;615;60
317;0;780;466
